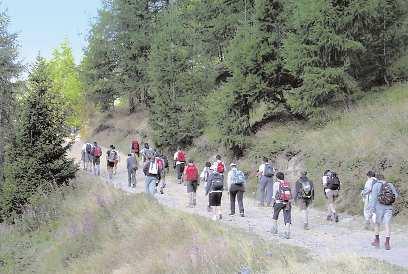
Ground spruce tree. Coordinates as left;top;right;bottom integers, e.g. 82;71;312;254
1;57;77;221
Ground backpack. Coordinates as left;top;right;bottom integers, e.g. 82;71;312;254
378;182;396;205
211;172;224;191
177;151;186;162
185;165;199;182
216;162;225;174
232;170;246;186
263;164;274;177
93;146;102;157
326;172;340;190
108;150;117;162
276;180;292;202
86;143;92;154
156;158;164;172
300;179;313;199
148;160;159;175
131;140;139;151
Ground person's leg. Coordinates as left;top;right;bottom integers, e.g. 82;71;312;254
148;177;157;196
237;191;244;216
258;178;266;206
372;209;381;248
96;164;100;176
283;204;292;238
272;204;281;234
230;190;236;215
363;198;372;228
176;164;181;183
128;170;132;187
265;180;274;206
144;176;150;193
384;209;393;250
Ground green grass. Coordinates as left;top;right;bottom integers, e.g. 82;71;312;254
1;174;404;273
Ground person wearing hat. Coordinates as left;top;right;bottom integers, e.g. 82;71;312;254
294;171;315;230
227;163;246;217
106;145;118;182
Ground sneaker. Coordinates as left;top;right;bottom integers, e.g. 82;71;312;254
240;213;245;217
304;223;310;230
229;213;235;216
271;227;278;235
160;189;164;194
371;239;380;248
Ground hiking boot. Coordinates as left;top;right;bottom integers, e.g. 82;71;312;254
240;212;245;217
385;237;391;250
334;213;339;223
304;223;310;230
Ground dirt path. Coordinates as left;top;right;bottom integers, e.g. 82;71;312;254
71;140;408;269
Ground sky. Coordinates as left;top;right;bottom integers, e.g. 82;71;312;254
3;0;101;67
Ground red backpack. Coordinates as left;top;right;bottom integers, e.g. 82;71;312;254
156;158;164;171
93;146;102;157
131;140;139;151
277;180;292;202
177;151;186;162
216;162;225;174
185;164;198;182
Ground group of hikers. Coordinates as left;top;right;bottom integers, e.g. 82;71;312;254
80;140;399;250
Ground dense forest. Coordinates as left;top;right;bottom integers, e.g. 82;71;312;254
81;0;408;155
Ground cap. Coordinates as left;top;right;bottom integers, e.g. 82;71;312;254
230;163;237;167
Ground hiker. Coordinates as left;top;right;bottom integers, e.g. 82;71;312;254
81;142;93;171
205;168;224;220
184;159;199;207
113;149;120;175
369;174;398;250
141;143;152;163
90;142;102;176
227;163;246;217
257;157;275;207
143;152;161;196
201;161;212;212
294;171;314;230
155;152;166;194
174;148;186;184
127;153;138;188
211;155;226;188
131;139;140;158
361;171;377;229
322;170;341;222
271;172;293;239
106;145;118;182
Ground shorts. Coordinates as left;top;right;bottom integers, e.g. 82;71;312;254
107;161;115;168
374;206;393;225
325;189;339;203
209;191;222;207
187;181;198;193
273;202;292;225
93;157;101;165
298;198;312;210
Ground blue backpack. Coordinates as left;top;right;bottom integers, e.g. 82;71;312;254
233;170;246;186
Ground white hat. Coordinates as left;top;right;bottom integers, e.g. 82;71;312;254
230;163;237;167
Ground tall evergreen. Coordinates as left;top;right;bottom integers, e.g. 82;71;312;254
1;57;77;221
0;10;21;185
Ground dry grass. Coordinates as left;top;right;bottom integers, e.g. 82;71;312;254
0;174;405;273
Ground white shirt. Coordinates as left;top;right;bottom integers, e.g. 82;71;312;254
227;168;237;190
361;177;376;202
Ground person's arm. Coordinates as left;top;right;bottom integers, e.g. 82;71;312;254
368;183;379;210
391;183;399;199
272;181;279;203
143;162;149;176
294;180;301;201
205;175;212;195
311;180;315;201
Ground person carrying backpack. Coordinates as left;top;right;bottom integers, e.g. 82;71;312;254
155;152;166;194
322;170;340;222
294;171;314;230
271;172;292;239
211;155;226;187
91;141;102;176
361;170;377;230
174;148;186;184
127;153;138;188
81;142;93;171
368;174;398;250
205;168;224;221
184;159;199;207
131;139;140;158
143;153;161;196
106;145;118;182
141;143;152;163
257;157;275;207
227;163;246;217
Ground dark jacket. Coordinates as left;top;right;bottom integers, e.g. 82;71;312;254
143;160;158;178
294;176;315;201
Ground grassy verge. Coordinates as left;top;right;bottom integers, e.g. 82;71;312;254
0;174;404;273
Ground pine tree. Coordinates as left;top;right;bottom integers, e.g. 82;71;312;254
0;10;21;185
1;57;77;221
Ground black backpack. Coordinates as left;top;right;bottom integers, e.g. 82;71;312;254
327;172;340;190
211;172;224;191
